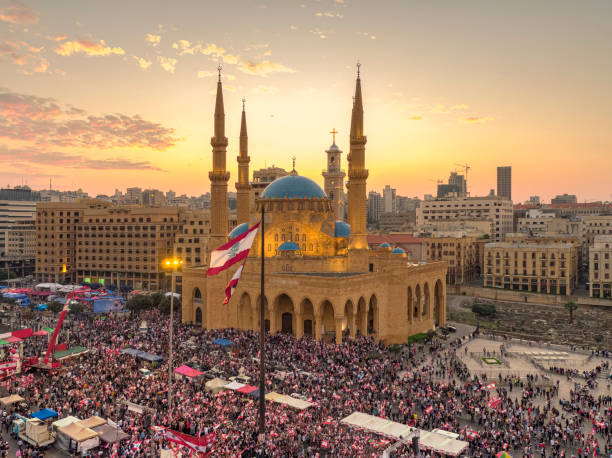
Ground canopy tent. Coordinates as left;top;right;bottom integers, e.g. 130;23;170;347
174;365;204;378
29;290;53;297
341;412;468;457
52;416;80;430
43;327;54;333
248;388;269;398
120;348;141;357
34;304;48;311
120;348;163;362
224;381;246;391
58;422;100;452
212;338;233;347
31;408;59;420
32;329;48;336
54;346;88;360
205;378;228;394
79;416;106;429
34;283;63;291
12;328;33;339
279;396;314;410
4;336;22;343
236;385;257;394
0;394;24;406
92;423;130;443
0;340;9;347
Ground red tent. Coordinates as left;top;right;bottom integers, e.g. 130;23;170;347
12;328;33;339
32;330;48;336
236;385;257;394
4;336;22;343
174;365;204;378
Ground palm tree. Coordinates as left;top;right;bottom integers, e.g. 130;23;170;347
563;301;578;324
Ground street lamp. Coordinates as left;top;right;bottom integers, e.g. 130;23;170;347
161;256;183;414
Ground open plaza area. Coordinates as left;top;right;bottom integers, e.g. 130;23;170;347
0;299;608;457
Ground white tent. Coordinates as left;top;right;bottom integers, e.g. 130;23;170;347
35;283;63;291
341;412;468;456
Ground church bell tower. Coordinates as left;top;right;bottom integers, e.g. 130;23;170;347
322;128;346;221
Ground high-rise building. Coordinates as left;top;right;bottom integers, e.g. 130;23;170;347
589;235;612;298
496;166;512;200
437;172;466;198
383;185;396;213
142;189;166;206
0;191;38;258
367;191;383;223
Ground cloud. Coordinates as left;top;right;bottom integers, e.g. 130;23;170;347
315;11;344;19
460;116;494;123
0;146;164;171
310;28;328;39
370;35;376;40
47;35;67;42
55;38;125;57
408;116;423;121
0;89;179;150
430;103;469;114
237;60;295;77
251;85;278;94
0;38;49;73
290;25;298;31
145;33;161;47
197;70;235;80
0;0;38;24
133;56;152;70
157;56;176;73
200;43;226;58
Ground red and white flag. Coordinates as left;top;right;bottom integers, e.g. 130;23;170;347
162;428;216;455
206;222;260;276
223;263;245;305
487;396;501;409
486;382;496;390
424;405;433;414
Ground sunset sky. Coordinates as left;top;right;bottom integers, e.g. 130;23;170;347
1;0;611;203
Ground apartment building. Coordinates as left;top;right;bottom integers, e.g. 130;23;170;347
417;196;513;241
483;241;577;295
589;235;612;299
422;233;479;284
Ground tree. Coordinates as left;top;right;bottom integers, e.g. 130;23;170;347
68;302;84;315
47;301;64;314
471;303;496;317
563;301;578;324
125;294;155;313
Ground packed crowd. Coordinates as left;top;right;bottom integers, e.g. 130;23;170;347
0;306;610;457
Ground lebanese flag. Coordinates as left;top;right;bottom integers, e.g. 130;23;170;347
206;222;260;276
424;406;433;414
163;428;216;455
222;263;245;305
487;397;501;409
486;383;496;390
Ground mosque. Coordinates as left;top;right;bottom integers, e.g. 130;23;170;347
181;68;447;344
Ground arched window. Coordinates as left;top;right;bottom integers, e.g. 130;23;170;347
302;234;306;241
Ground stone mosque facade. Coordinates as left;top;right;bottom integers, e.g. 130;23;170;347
181;70;447;345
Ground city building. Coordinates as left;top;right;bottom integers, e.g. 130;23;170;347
378;212;416;232
421;233;480;284
551;194;577;205
142;189;166;206
417;196;513;241
589;235;612;299
0;196;38;258
124;187;143;205
437;171;466;198
367;191;383;224
34;201;237;288
251;166;289;200
322;131;346;221
383;185;396;213
5;220;36;259
483;240;577;295
181;70;447;345
496;166;512;200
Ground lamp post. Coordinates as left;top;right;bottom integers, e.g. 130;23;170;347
161;256;183;414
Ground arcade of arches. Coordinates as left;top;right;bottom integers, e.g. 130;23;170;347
189;277;446;345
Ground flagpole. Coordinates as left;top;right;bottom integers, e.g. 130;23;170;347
258;202;265;438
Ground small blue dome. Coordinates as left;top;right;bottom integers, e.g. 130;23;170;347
278;241;300;251
379;242;391;248
228;222;249;240
334;221;350;238
261;175;326;200
391;247;406;254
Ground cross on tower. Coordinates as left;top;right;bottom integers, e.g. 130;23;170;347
292;156;296;171
242;98;246;111
329;128;338;144
217;64;223;82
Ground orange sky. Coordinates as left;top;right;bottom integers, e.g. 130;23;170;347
1;0;611;203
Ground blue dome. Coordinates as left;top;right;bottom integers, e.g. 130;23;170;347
261;175;326;200
334;221;350;238
391;247;406;254
278;241;300;251
379;242;391;248
228;222;249;240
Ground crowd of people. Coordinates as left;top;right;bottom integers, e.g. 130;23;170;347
0;306;609;457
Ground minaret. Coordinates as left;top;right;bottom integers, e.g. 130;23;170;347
347;63;369;256
209;66;230;249
236;98;251;225
322;128;346;220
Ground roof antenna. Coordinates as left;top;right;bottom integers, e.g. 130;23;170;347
356;61;361;78
217;63;222;82
242;97;246;111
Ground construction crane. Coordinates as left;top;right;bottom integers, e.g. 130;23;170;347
427;179;443;184
455;163;471;196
